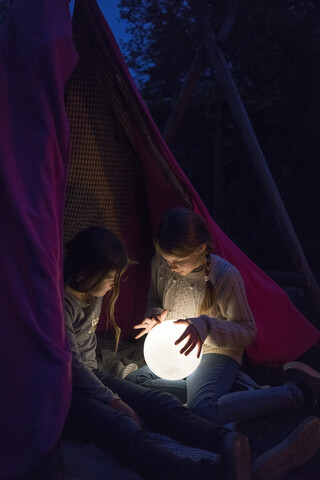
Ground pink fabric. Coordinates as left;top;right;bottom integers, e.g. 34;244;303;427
88;0;320;364
0;0;78;476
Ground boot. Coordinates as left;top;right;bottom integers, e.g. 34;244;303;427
220;431;252;480
252;416;320;480
284;360;320;415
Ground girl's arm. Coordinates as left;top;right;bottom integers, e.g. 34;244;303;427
65;306;119;404
65;307;143;426
109;399;144;426
189;265;257;350
133;309;168;339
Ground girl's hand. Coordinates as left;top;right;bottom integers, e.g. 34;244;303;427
133;310;168;339
109;399;145;427
174;320;203;358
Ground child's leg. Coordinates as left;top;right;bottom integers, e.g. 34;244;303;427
125;364;188;403
64;387;223;480
96;370;232;452
186;354;305;424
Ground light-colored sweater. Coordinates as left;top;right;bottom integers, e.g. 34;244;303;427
146;254;257;364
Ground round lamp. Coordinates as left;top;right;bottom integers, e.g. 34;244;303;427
143;320;202;380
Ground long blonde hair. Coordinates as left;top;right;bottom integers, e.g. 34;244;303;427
154;208;216;315
64;226;130;352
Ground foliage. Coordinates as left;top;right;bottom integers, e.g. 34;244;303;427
118;0;198;94
118;0;320;278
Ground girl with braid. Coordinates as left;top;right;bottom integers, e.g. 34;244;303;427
128;208;320;430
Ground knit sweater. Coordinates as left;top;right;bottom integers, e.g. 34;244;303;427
146;254;257;364
64;290;118;404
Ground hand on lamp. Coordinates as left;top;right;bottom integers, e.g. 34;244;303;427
133;309;168;339
174;320;203;358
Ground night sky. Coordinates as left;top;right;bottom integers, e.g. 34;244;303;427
69;1;130;45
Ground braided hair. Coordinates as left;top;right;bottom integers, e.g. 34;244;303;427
154;208;216;315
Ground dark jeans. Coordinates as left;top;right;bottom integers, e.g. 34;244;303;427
63;371;228;480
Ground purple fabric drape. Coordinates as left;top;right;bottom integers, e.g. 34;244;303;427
0;0;78;477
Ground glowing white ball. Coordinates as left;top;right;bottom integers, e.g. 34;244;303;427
143;320;202;380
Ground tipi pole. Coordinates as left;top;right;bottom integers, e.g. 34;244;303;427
163;42;205;146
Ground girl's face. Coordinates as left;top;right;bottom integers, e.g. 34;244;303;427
90;271;117;297
161;245;206;276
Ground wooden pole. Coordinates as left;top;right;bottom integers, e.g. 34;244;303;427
163;42;205;146
163;0;238;146
191;2;320;312
212;102;225;228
